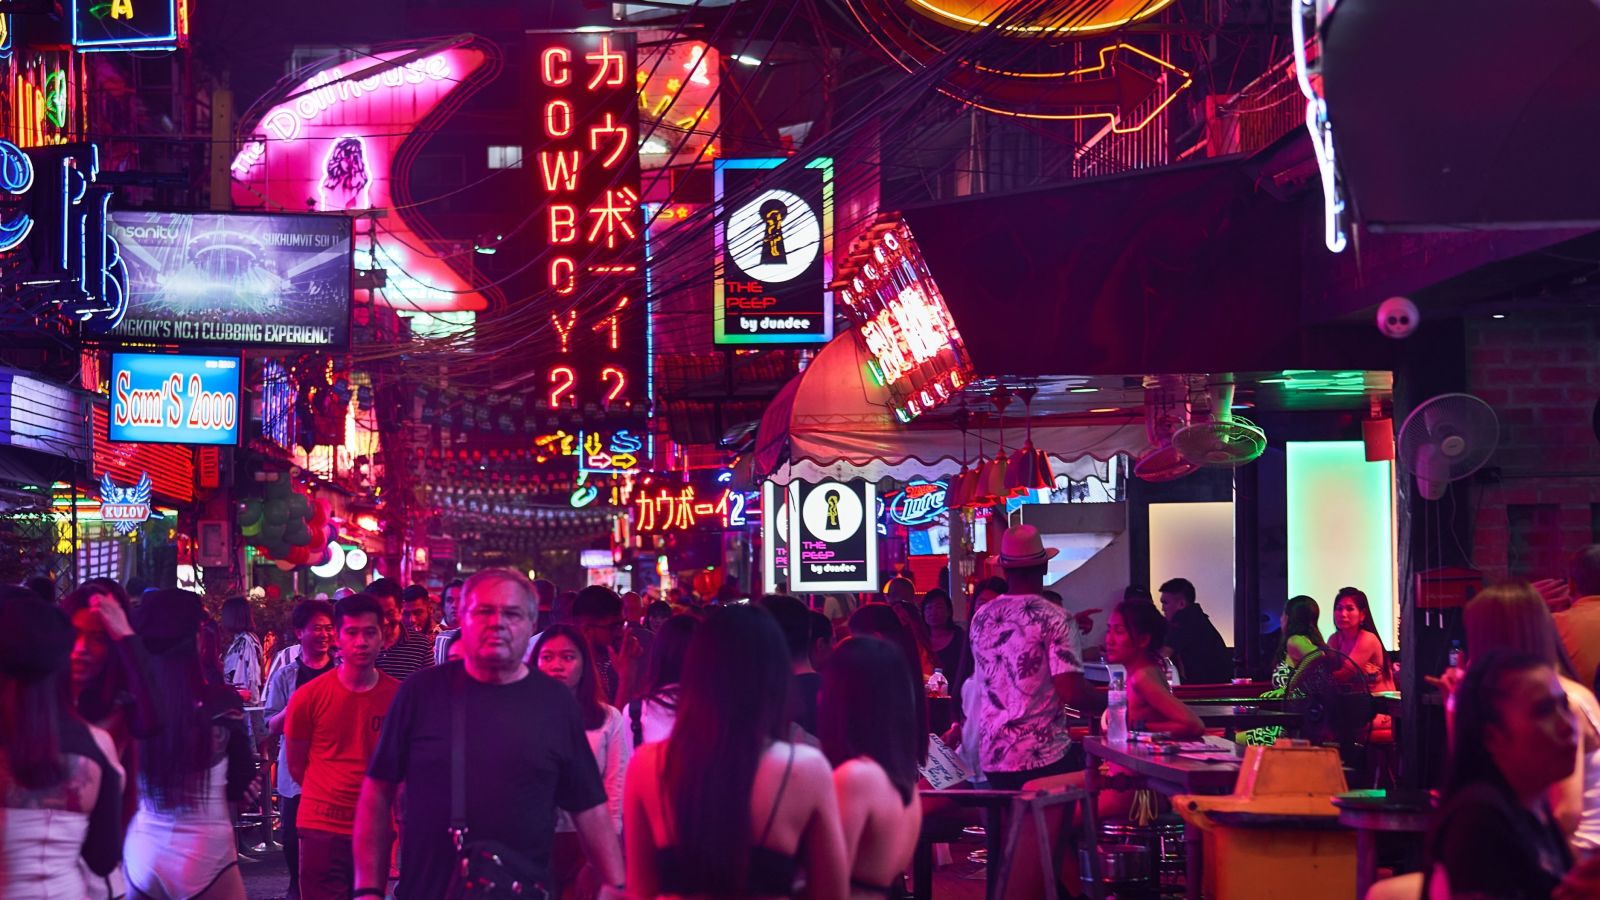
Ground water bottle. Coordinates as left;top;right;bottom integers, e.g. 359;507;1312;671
1107;671;1129;746
927;668;949;699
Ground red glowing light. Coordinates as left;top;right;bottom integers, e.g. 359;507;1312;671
542;47;572;86
601;366;627;405
588;113;631;169
584;37;627;90
551;309;577;352
545;100;573;137
548;366;576;407
355;513;382;533
539;151;579;192
548;203;578;243
550;258;576;295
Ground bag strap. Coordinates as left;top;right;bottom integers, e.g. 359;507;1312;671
450;665;467;849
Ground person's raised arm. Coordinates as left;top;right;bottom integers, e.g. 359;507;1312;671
798;748;848;900
603;709;632;833
353;776;398;896
1130;668;1204;739
574;803;627;889
622;750;660;899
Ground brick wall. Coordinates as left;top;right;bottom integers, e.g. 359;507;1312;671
1465;310;1600;580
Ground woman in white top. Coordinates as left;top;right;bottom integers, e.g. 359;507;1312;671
626;613;696;746
819;636;924;898
219;596;262;703
536;623;631;898
0;589;125;900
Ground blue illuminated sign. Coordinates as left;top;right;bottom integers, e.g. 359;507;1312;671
887;478;948;527
71;0;179;52
109;352;241;445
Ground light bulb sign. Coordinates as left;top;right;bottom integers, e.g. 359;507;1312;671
835;217;972;422
108;352;241;446
787;479;878;592
106;211;353;349
714;158;834;345
886;478;948;527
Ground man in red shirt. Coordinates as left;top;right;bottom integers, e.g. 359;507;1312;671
286;592;400;900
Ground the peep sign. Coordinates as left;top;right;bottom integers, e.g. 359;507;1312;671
108;352;241;446
713;157;834;345
887;478;948;527
788;479;878;592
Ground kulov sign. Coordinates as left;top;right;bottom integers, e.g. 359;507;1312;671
108;352;241;446
788;479;878;592
98;471;152;535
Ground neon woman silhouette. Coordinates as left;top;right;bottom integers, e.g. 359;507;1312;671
760;197;788;266
318;135;371;211
823;489;841;530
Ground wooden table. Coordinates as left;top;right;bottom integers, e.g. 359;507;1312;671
1081;737;1241;900
1184;703;1304;731
913;788;1023;900
1332;790;1433;899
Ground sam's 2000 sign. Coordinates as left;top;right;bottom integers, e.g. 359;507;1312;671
109;353;241;446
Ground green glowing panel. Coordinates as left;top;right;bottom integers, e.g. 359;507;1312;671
1287;441;1396;646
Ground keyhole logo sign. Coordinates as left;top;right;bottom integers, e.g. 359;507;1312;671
803;483;863;541
727;189;818;284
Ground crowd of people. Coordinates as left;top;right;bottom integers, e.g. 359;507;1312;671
14;533;1600;898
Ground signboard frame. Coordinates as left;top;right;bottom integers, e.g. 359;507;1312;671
713;157;835;346
108;351;242;446
787;478;878;593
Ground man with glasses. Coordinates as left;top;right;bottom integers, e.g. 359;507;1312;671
570;586;633;705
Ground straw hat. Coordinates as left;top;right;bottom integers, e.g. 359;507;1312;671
996;524;1059;569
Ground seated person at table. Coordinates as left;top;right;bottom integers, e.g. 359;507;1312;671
1425;648;1600;898
1241;595;1324;746
1328;586;1396;738
1106;598;1205;741
1158;578;1233;684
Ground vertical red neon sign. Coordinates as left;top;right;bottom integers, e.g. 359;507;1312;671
531;33;645;415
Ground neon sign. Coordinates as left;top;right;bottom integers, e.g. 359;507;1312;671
11;58;75;148
230;45;497;314
99;472;153;535
527;31;646;413
887;478;948;527
71;0;179;51
835;218;972;422
13;144;130;331
637;40;720;170
1292;0;1348;253
632;485;751;533
0;140;34;252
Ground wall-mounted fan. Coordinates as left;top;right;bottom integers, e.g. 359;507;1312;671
1397;393;1499;500
1133;375;1197;482
1173;383;1266;468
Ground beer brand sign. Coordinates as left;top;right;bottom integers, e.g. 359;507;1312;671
887;478;947;527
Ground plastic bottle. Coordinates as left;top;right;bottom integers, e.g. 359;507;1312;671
1107;671;1129;746
927;668;949;699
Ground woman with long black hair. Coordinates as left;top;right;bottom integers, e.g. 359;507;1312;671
626;613;696;746
0;587;125;899
123;589;255;900
623;604;848;898
1327;587;1395;692
219;595;262;703
535;623;630;899
819;636;924;898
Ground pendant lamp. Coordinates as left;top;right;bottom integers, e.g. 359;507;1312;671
1006;386;1056;493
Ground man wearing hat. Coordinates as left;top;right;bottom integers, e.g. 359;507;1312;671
967;525;1088;790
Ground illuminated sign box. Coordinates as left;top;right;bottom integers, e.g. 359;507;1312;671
835;217;973;423
107;211;352;349
71;0;178;52
714;158;834;345
788;479;878;593
108;352;241;446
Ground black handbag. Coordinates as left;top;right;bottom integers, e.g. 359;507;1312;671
444;667;549;900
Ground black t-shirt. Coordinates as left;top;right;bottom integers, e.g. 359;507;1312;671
1429;778;1571;898
296;657;336;689
1167;604;1233;684
367;661;607;898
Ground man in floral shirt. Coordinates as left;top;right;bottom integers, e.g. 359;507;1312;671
969;525;1088;789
